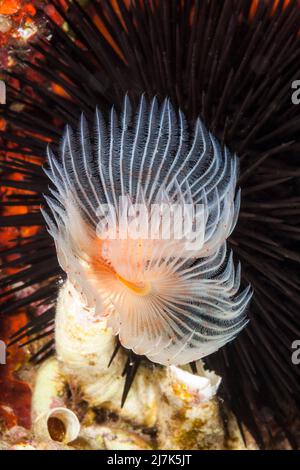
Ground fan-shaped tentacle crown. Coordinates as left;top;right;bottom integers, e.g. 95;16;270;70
42;95;251;366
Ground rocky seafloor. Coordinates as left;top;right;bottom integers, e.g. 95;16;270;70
0;282;258;451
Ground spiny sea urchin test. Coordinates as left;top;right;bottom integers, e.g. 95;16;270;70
42;95;251;366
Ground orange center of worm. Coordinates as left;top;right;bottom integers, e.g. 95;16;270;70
116;273;151;296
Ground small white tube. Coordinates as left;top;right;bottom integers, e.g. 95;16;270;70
34;407;80;444
32;357;80;444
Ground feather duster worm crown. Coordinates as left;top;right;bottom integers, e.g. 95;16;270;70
42;95;251;366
